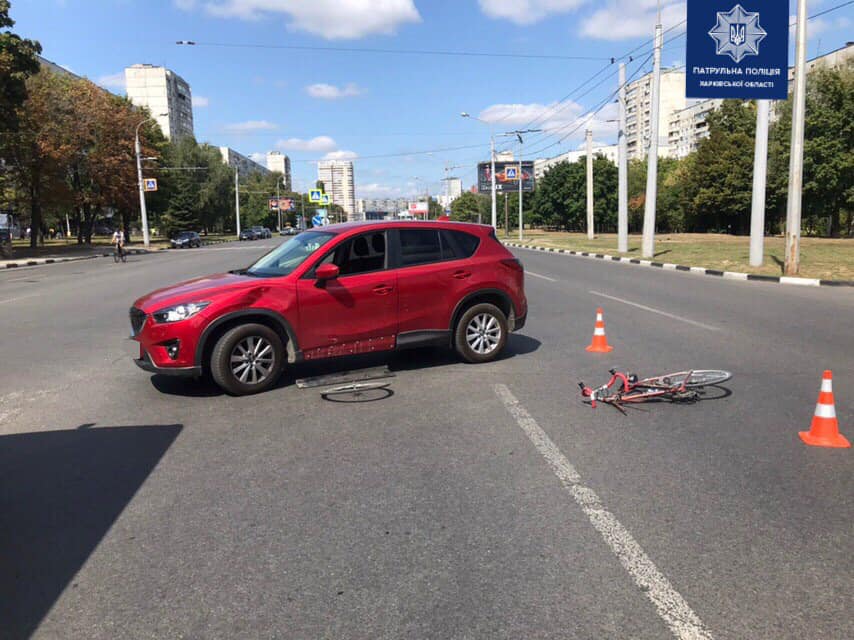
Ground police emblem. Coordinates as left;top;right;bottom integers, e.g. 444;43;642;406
708;4;767;63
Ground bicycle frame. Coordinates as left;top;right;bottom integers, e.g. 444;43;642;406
579;369;694;409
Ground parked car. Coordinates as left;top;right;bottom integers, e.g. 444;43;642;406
239;229;258;241
128;221;527;395
251;226;272;239
170;231;202;249
280;227;298;236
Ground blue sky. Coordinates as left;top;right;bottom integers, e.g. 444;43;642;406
13;0;853;199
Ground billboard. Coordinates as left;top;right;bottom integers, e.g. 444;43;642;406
686;1;788;100
407;202;428;218
477;161;535;194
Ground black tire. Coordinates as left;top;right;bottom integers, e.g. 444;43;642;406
453;303;508;364
210;323;284;395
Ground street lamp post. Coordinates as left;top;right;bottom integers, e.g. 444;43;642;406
135;114;166;249
498;129;541;240
461;112;496;227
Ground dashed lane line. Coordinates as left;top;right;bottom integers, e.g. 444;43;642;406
589;290;721;332
494;383;715;640
526;271;557;282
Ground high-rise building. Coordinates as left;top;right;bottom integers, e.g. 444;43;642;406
266;152;292;190
534;143;620;179
317;160;357;221
218;148;269;176
124;64;194;141
625;68;686;160
667;99;724;159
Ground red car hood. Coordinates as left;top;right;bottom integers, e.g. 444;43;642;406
134;272;256;311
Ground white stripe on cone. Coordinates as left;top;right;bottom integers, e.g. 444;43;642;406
821;378;833;393
814;403;837;419
594;327;606;336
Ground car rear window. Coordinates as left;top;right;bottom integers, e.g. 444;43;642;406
440;230;479;260
399;229;442;267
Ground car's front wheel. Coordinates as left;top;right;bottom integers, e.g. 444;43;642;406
210;323;284;395
454;303;508;364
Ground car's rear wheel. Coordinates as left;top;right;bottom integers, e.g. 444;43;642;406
454;303;508;364
210;323;284;395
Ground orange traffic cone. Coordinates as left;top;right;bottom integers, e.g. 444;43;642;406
799;371;850;448
585;307;614;353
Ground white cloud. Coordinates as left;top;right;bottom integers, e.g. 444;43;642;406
174;0;196;9
305;82;364;99
224;120;278;133
479;0;586;26
249;152;267;164
478;99;618;145
580;1;686;41
357;183;405;198
276;136;338;152
193;0;421;39
193;95;210;108
323;150;358;160
97;72;125;90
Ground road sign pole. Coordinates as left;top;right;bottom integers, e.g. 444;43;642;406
276;179;281;232
750;99;771;267
135;130;150;249
785;0;808;276
642;21;663;259
618;63;628;254
586;129;594;239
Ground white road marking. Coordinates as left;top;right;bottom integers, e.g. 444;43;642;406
526;271;557;282
494;384;715;640
588;290;720;332
0;293;40;305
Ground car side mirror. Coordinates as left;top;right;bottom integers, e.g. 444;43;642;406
315;263;339;282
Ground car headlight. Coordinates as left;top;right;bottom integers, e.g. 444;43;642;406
152;301;210;323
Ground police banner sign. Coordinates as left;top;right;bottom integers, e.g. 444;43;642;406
686;1;787;100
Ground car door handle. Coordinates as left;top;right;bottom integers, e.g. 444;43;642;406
373;285;394;295
452;270;472;279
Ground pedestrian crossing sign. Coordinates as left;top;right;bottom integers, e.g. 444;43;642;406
309;189;323;203
144;178;158;192
321;194;331;205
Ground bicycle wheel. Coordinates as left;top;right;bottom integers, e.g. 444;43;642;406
120;251;127;263
113;252;119;263
321;381;392;402
652;370;732;388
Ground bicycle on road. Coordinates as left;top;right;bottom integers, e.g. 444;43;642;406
579;369;731;413
113;245;126;263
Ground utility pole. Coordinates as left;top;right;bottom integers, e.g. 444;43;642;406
642;21;663;259
785;0;808;275
490;134;496;228
275;177;281;232
135;120;152;248
618;63;628;254
234;168;241;237
586;129;594;239
504;193;509;236
749;100;771;267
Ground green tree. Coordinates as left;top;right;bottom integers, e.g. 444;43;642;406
684;99;756;233
0;0;41;133
627;156;684;233
428;196;444;218
768;65;854;237
530;160;586;230
450;191;486;223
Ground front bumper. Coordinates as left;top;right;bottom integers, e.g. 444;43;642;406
513;311;527;331
133;348;202;377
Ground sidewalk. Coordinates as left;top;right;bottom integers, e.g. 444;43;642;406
2;237;234;269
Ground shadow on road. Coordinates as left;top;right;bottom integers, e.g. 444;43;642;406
0;423;183;639
149;333;543;397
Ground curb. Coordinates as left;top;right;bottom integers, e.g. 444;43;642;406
503;242;854;288
3;238;237;268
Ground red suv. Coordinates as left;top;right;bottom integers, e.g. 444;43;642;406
128;221;527;395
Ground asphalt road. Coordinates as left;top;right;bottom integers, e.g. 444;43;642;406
1;239;851;640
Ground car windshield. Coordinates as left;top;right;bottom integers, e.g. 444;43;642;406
176;232;193;238
246;231;333;277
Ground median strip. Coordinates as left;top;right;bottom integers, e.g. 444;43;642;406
504;242;854;288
